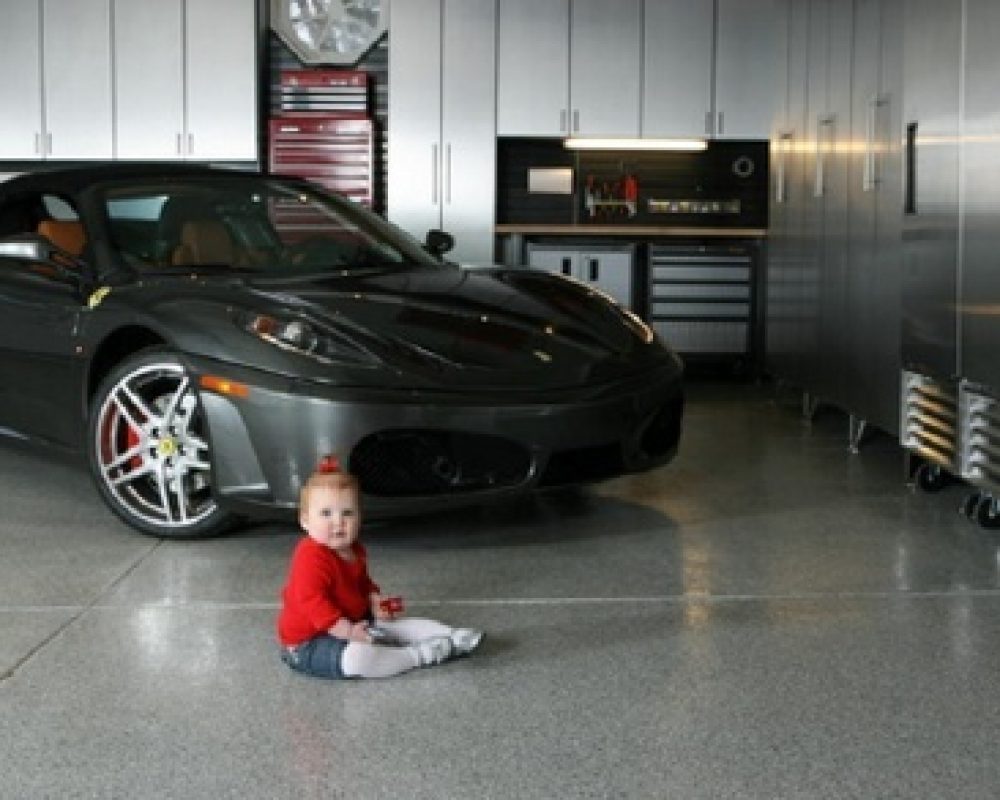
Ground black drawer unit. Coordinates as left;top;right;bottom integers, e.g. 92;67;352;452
648;242;759;368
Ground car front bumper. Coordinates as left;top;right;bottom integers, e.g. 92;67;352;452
188;355;684;519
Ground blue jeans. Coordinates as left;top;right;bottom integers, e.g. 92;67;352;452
280;635;349;679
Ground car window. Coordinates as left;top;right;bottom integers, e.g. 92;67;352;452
102;178;442;275
42;194;79;221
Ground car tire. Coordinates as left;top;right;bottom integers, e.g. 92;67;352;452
87;348;236;538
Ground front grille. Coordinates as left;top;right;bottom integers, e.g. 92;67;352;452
538;443;624;488
352;430;531;496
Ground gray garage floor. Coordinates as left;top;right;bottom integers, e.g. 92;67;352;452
3;380;1000;799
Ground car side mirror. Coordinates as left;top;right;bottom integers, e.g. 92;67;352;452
424;228;454;259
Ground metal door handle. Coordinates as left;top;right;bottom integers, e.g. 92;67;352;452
775;132;791;204
705;111;714;136
188;133;194;155
445;143;452;204
177;133;183;156
34;132;41;155
717;111;725;136
814;115;834;198
431;143;439;205
46;132;52;156
560;109;567;133
573;110;580;133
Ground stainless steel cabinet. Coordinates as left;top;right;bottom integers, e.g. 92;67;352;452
0;1;43;159
0;0;113;160
526;243;634;309
115;0;257;160
496;0;640;137
713;0;785;139
388;0;496;264
642;0;783;140
641;0;714;138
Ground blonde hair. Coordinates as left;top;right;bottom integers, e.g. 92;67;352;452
298;466;360;514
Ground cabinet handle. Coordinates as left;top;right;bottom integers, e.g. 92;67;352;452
863;96;876;191
775;132;791;204
431;143;439;205
34;132;41;155
705;111;714;136
588;258;599;282
46;132;52;156
814;115;834;198
176;133;183;156
904;122;917;215
188;133;194;155
572;110;579;133
444;143;452;204
560;109;567;133
718;111;725;136
561;257;572;276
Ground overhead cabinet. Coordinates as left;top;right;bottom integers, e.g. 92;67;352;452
115;0;257;160
0;0;113;159
643;0;784;140
388;0;496;264
497;0;641;137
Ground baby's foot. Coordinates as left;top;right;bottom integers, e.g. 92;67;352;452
450;628;484;656
412;635;453;666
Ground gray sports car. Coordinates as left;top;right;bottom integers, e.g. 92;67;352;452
0;165;683;537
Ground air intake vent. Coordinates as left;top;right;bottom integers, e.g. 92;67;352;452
900;370;958;469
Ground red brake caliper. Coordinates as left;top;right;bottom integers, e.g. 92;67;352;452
126;423;143;469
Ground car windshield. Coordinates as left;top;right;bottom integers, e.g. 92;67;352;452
100;176;443;275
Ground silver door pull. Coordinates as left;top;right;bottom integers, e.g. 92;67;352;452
431;143;439;204
445;143;452;204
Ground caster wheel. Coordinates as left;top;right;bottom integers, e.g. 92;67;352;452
976;496;1000;530
915;463;951;493
962;492;982;519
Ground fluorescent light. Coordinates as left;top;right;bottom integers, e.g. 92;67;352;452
563;137;708;151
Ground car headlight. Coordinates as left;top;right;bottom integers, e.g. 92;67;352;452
238;312;374;364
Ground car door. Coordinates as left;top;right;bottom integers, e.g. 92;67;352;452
0;192;88;447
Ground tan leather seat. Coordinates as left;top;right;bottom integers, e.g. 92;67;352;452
172;220;236;266
37;220;86;256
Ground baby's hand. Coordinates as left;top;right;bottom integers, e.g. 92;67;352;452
349;622;372;643
377;595;404;620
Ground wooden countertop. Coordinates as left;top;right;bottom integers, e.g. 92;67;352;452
495;224;767;238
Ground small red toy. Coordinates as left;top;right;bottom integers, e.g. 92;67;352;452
379;596;404;614
317;454;341;474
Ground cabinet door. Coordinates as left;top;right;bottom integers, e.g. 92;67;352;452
388;0;443;241
570;0;641;136
0;1;43;159
642;0;714;138
114;0;185;160
43;0;113;159
714;0;783;138
582;249;633;309
441;0;496;265
496;0;570;136
185;0;257;160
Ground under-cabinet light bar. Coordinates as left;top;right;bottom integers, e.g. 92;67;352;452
563;137;708;152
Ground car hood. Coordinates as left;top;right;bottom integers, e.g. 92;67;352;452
239;265;670;389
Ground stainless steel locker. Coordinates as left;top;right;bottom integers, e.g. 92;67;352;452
900;0;962;381
844;0;903;436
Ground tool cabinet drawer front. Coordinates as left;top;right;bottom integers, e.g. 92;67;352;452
651;284;751;300
653;320;749;353
651;301;750;318
650;264;751;282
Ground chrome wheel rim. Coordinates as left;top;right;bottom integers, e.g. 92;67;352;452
95;362;216;530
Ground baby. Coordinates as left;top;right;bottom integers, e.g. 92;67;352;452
277;456;482;679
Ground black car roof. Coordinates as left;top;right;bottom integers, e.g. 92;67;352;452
0;164;268;199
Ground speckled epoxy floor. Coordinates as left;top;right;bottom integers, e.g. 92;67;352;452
4;381;1000;799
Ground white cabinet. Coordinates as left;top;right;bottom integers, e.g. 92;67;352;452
643;0;784;140
497;0;641;137
115;0;256;161
526;243;635;309
0;1;43;159
388;0;496;265
714;0;785;139
642;0;714;138
0;0;112;159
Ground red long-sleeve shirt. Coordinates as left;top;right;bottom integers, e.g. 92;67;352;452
277;537;380;647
